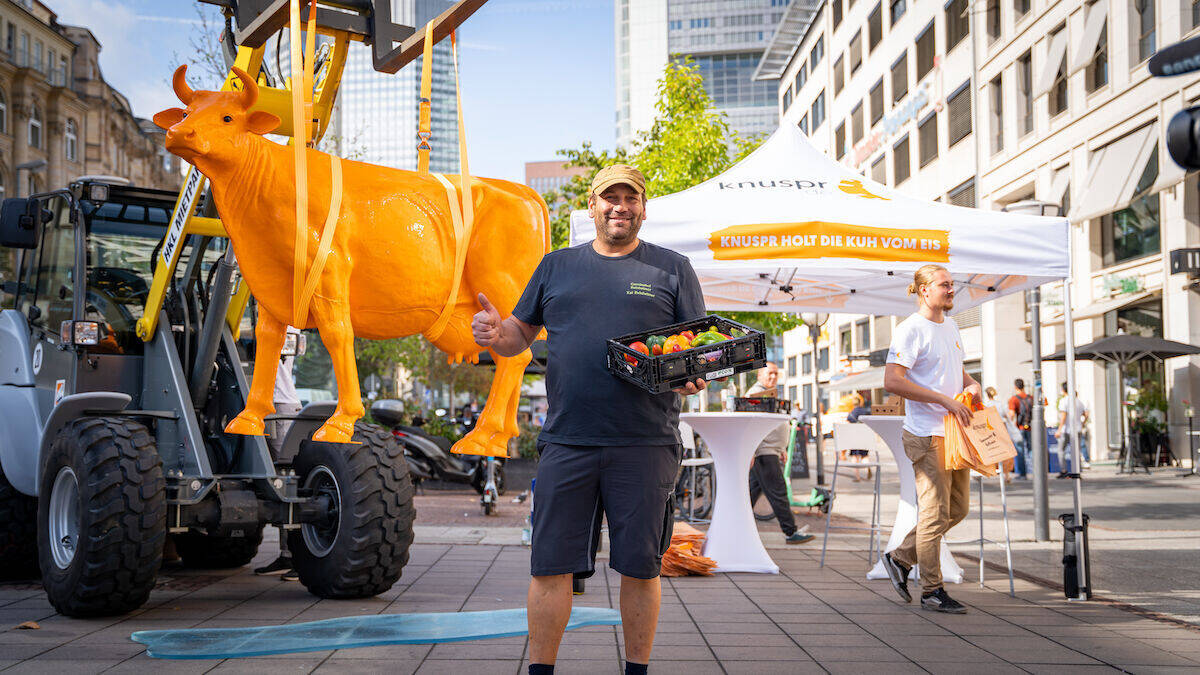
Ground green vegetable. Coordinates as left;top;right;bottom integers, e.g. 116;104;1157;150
646;335;667;350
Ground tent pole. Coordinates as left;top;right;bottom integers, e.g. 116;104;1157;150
1030;288;1050;542
1062;279;1089;600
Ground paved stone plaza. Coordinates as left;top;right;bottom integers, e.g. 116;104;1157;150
4;526;1200;674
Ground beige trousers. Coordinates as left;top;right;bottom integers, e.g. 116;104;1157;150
891;431;970;593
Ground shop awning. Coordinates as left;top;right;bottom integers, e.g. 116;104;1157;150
1038;289;1160;327
827;367;886;392
1070;1;1107;73
1070;124;1157;223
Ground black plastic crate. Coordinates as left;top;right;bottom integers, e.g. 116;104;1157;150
606;315;766;394
734;397;791;414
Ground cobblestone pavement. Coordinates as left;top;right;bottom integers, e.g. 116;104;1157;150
4;526;1200;673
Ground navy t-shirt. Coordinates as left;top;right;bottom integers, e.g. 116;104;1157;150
512;241;706;446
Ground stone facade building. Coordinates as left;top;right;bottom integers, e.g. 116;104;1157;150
0;0;179;200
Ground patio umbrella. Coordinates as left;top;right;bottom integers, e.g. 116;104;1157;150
1043;335;1200;473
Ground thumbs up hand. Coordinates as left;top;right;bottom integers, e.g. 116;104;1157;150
472;293;503;347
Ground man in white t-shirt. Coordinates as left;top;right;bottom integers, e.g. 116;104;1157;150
880;265;979;615
1055;382;1090;477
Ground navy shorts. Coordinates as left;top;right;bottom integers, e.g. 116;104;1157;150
531;442;682;580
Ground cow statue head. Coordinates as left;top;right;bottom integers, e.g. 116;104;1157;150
154;65;281;164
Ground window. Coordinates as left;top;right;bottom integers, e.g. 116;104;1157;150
802;352;812;374
1133;0;1155;63
852;102;864;143
799;113;810;135
857;319;871;351
811;36;824;67
803;383;813;408
1017;51;1033;136
1102;147;1160;265
840;326;852;355
34;39;43;72
783;88;793;111
1087;16;1108;92
947;81;971;146
19;31;28;67
892;52;908;102
788;356;797;377
836;121;847;159
919;111;938;166
986;0;1001;43
833;0;843;28
868;5;883;52
795;61;807;93
1194;0;1200;30
1049;26;1069;118
818;347;829;371
812;90;826;128
990;74;1003;154
28;103;42;149
5;23;13;55
0;88;6;135
834;55;845;94
788;386;797;403
1014;0;1030;20
871;155;887;184
870;79;884;124
894;134;911;184
946;0;969;52
849;31;862;73
65;119;77;162
949;178;976;207
679;52;776;108
916;21;936;81
668;19;682;30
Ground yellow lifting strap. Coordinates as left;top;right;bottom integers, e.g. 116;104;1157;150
424;31;474;345
417;22;434;175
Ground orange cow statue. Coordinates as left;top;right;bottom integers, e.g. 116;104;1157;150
153;66;548;457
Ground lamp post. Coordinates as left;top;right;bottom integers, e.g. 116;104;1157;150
1004;199;1062;543
800;312;829;485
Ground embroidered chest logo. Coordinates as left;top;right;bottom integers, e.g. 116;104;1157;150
627;282;656;298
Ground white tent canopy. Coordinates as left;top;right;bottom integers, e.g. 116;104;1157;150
570;124;1069;316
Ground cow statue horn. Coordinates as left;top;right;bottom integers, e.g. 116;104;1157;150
231;67;258;109
172;65;195;105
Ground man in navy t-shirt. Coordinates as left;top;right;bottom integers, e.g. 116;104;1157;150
472;164;707;675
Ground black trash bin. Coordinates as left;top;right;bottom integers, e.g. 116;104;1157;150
1059;512;1092;599
790;425;810;479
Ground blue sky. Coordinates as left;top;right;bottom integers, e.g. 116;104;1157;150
47;0;616;182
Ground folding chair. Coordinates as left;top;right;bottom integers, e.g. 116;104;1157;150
820;423;886;568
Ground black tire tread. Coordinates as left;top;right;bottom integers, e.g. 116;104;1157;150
290;421;415;599
0;465;38;579
39;417;165;617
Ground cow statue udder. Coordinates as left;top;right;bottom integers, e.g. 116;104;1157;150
153;66;548;456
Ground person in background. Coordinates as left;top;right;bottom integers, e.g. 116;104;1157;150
845;392;873;481
881;264;979;615
1007;379;1034;479
746;363;814;544
1055;382;1091;477
255;325;303;581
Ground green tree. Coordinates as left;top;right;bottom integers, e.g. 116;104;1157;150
544;58;802;334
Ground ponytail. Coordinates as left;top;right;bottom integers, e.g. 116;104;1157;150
908;264;948;297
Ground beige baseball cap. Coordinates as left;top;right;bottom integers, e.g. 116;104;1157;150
590;164;646;197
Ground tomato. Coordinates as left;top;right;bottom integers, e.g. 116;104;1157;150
680;330;695;341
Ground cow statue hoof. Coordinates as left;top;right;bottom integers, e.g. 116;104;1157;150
225;413;265;436
312;416;357;444
452;428;509;459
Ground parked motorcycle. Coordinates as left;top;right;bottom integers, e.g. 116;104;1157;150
370;400;504;499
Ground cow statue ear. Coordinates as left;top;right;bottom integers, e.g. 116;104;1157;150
153;108;186;130
246;111;281;135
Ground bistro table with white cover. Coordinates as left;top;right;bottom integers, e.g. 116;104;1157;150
680;412;789;574
859;415;963;584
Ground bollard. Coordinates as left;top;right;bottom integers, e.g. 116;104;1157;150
1059;512;1092;599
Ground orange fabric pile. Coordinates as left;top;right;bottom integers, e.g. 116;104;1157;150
660;522;718;577
943;393;996;475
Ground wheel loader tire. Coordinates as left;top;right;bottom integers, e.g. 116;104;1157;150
174;525;264;569
0;464;38;580
38;417;165;617
289;422;415;599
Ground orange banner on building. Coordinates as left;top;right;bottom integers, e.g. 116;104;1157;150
708;222;950;263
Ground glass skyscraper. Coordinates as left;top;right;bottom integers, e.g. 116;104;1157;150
333;0;459;173
616;0;787;148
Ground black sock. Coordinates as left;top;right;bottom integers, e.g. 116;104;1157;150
529;665;554;675
625;661;648;675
